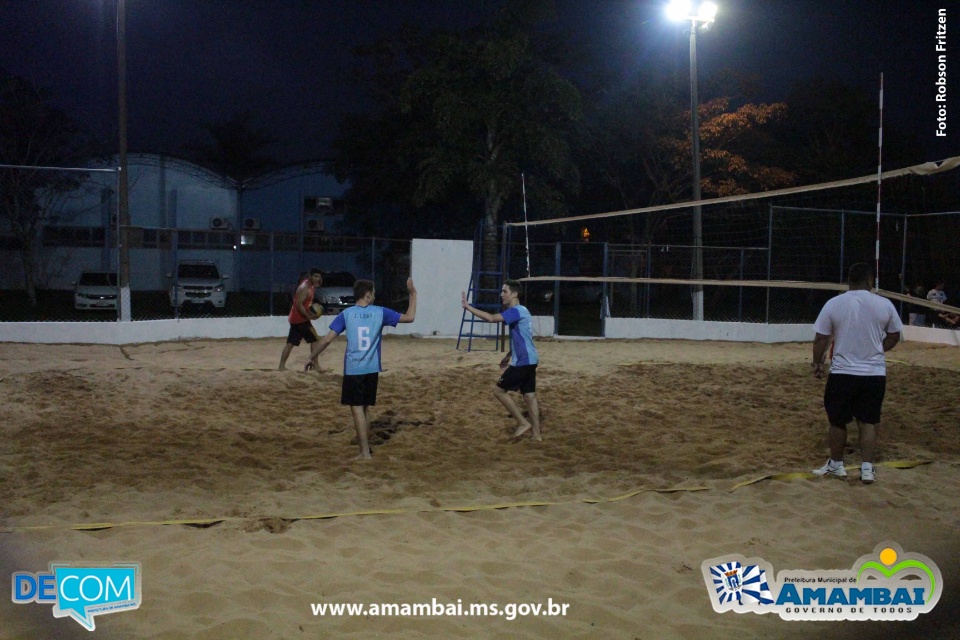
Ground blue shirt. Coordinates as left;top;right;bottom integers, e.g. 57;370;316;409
329;305;402;375
501;305;539;366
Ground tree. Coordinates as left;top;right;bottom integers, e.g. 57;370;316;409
183;111;278;235
582;74;794;246
578;73;795;313
0;74;89;306
400;6;583;273
332;3;583;275
184;111;277;185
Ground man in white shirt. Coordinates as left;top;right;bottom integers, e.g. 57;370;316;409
811;263;903;484
926;280;947;306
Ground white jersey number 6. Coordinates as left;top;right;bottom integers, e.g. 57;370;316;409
357;326;371;351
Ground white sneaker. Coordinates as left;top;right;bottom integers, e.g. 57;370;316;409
812;459;847;478
861;463;876;484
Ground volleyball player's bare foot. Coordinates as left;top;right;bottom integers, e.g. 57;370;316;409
350;450;372;462
512;421;532;438
278;365;286;371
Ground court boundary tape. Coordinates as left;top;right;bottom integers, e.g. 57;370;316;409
0;460;933;534
729;459;932;491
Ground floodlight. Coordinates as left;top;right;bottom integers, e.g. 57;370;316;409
698;2;718;22
665;0;692;22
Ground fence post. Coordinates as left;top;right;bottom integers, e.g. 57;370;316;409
269;232;275;316
766;205;773;324
601;242;609;336
839;211;846;282
738;248;744;321
553;243;561;336
645;245;652;318
899;215;908;319
172;229;179;321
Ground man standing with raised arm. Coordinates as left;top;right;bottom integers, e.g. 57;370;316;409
461;279;542;441
811;262;902;484
310;277;417;460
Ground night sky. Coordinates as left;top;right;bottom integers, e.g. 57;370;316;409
2;0;957;166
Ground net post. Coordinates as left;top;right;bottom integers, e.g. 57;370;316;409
839;211;846;283
766;204;773;324
602;242;609;336
553;243;561;336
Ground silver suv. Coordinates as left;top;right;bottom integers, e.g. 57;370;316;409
315;271;357;312
168;261;228;309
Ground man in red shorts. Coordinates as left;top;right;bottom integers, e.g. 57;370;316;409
278;268;323;370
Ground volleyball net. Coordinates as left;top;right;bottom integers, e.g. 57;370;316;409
504;157;960;325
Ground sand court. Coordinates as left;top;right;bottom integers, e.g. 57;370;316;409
1;337;959;638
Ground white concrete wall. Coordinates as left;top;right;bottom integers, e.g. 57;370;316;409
902;325;960;346
604;317;960;345
603;318;814;343
0;317;294;345
388;239;473;337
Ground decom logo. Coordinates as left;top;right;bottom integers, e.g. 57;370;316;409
702;542;942;621
12;562;141;631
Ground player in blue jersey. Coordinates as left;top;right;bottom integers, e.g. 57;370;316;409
461;279;541;441
310;277;417;460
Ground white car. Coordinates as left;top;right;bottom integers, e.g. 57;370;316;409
315;271;357;312
168;261;228;310
74;271;119;311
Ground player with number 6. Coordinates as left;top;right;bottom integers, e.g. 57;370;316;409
309;277;417;460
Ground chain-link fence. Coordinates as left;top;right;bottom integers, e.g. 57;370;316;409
505;207;960;330
0;224;410;322
124;232;410;321
0;163;414;322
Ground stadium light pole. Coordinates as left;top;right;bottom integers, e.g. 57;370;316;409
666;0;717;321
116;0;132;321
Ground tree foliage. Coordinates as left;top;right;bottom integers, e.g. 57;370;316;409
183;111;277;185
580;73;794;245
0;74;91;305
331;2;584;271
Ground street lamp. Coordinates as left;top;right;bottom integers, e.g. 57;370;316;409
116;0;131;321
666;0;716;321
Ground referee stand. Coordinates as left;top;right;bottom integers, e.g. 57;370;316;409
457;221;507;352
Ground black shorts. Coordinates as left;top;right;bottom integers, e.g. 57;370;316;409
497;364;537;395
287;321;318;346
341;373;379;406
823;374;886;426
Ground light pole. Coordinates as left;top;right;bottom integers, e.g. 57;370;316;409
117;0;131;321
666;0;716;321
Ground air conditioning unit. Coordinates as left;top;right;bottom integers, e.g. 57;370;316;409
304;196;333;213
306;219;324;232
242;217;261;231
210;216;230;230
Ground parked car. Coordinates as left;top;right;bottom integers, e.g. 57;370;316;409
73;270;119;311
168;260;228;310
315;271;357;312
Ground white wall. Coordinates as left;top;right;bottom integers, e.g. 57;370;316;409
388;239;473;337
902;325;960;346
604;317;960;345
604;317;814;343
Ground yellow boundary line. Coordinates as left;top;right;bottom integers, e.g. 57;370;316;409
0;461;933;534
729;460;932;491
